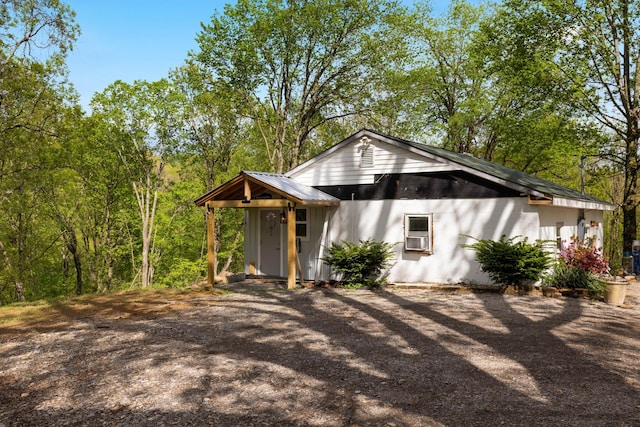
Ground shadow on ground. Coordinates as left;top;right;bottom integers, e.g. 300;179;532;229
1;284;640;426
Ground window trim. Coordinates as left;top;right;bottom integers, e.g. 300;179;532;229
295;208;309;241
404;213;433;253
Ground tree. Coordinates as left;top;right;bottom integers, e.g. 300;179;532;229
0;60;76;302
375;0;594;187
0;0;79;303
481;0;640;252
91;79;181;288
402;0;492;154
171;62;244;191
0;0;79;74
194;0;408;172
61;115;136;293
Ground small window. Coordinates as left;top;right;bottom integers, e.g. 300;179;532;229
404;214;432;252
556;222;564;250
296;209;308;240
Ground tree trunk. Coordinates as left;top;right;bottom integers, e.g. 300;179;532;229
622;134;639;252
134;172;160;288
62;225;83;295
104;202;114;292
0;239;25;302
623;201;637;253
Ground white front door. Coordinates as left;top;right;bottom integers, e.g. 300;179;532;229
259;210;282;276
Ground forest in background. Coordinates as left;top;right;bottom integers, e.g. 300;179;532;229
1;0;636;304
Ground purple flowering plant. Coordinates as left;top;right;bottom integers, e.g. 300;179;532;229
558;237;609;275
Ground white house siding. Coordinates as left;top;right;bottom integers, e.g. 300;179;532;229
244;209;262;274
290;137;456;186
537;205;605;251
244;207;330;280
296;207;330;280
325;197;540;285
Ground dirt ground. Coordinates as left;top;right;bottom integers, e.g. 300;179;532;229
1;283;640;426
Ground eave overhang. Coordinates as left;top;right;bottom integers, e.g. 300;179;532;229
194;171;340;208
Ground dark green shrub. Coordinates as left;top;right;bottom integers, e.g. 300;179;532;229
323;239;395;289
463;235;552;287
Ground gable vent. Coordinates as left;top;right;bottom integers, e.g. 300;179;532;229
359;137;374;168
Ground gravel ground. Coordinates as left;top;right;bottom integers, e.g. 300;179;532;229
1;284;640;426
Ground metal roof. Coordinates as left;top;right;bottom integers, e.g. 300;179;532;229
399;137;609;205
288;129;614;210
243;171;340;204
194;171;340;206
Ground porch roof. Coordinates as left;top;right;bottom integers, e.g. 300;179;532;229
194;171;340;207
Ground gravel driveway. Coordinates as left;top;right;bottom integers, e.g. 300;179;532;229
1;285;640;426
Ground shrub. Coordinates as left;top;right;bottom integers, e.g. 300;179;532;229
543;237;609;296
543;263;605;294
323;239;395;289
463;235;552;287
558;237;609;275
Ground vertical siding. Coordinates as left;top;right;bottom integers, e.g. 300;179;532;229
245;207;332;280
292;207;327;281
290;137;456;186
244;209;259;274
538;206;605;250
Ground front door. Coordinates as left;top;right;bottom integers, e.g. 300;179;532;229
259;210;282;276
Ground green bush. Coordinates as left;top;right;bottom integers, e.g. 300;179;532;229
543;263;606;294
323;239;395;289
463;235;552;287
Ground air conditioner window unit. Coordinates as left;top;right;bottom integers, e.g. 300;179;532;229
405;236;429;251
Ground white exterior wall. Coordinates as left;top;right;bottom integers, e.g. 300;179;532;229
538;205;605;250
244;207;330;280
290;137;456;186
244;209;261;274
297;207;331;280
245;131;610;284
325;197;540;285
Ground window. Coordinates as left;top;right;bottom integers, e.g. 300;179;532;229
404;214;432;252
556;222;564;250
295;209;308;240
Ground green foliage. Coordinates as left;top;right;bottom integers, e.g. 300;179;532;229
543;263;605;295
323;239;394;289
158;258;204;288
463;235;552;287
0;0;624;304
194;0;409;171
481;0;636;253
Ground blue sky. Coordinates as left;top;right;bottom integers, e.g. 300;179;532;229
65;0;225;110
65;1;469;111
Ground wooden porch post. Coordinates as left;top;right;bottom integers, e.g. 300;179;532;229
206;202;216;288
287;204;296;289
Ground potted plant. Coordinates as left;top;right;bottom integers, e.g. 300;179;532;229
601;278;629;305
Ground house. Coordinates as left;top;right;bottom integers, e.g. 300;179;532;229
195;129;614;288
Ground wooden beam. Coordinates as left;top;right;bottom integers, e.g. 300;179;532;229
244;177;252;201
527;195;553;205
206;202;216;288
207;199;290;208
287;206;296;289
296;252;305;287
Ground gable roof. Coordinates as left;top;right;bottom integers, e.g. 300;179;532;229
194;171;340;207
287;129;614;211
